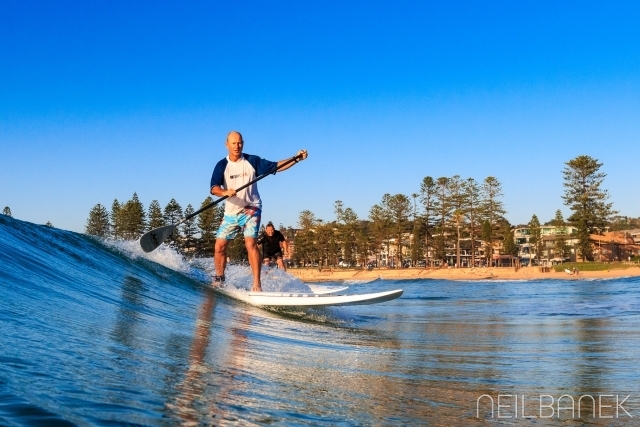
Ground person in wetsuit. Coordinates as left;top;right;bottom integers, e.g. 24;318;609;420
257;222;290;271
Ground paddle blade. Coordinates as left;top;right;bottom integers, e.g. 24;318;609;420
139;224;177;253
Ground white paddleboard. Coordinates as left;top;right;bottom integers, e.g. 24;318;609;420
306;284;349;294
212;287;403;307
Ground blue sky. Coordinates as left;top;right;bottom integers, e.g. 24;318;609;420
1;1;639;232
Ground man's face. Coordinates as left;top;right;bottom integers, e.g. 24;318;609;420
265;226;274;236
225;133;243;158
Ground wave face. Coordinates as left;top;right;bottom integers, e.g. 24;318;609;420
2;215;640;426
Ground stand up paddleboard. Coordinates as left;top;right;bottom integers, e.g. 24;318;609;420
306;284;349;294
211;286;403;308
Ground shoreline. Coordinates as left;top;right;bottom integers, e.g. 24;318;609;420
288;266;640;282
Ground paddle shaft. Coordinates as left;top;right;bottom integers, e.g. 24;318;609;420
175;154;302;226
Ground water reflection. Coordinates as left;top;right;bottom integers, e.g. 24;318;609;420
166;290;217;425
111;278;640;425
111;276;146;350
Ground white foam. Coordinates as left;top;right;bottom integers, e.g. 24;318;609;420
103;239;193;273
102;239;311;293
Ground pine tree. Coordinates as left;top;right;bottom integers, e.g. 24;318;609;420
119;193;146;239
163;199;183;248
335;201;359;266
227;235;248;263
181;204;197;255
502;228;517;258
293;210;321;266
529;214;542;265
293;229;316;267
313;220;328;267
434;226;446;264
111;199;122;239
386;194;411;268
562;155;616;261
435;177;451;263
420;176;437;266
85;204;110;237
196;196;222;256
575;219;592;261
369;202;392;266
147;200;164;230
447;175;467;268
481;220;492;266
464;178;482;267
2;206;11;217
355;222;370;268
297;210;317;230
410;216;425;266
481;176;506;265
552;209;570;261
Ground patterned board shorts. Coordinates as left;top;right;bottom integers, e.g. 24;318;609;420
216;206;262;240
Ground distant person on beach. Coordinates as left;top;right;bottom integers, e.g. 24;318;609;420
257;222;290;271
210;131;307;291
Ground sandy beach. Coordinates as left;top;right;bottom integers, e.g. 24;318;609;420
288;265;640;282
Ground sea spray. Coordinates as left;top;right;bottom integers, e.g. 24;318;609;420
102;238;311;293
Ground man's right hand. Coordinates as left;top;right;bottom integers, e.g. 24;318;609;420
296;149;308;160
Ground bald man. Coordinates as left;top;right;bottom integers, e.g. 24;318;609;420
210;131;307;291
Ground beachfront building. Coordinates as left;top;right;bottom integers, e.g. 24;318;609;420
377;232;488;268
626;229;640;244
513;225;578;265
591;231;640;262
443;238;486;267
382;234;412;268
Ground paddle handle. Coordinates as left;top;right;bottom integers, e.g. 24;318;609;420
178;153;303;225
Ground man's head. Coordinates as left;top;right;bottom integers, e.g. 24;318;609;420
225;131;244;160
265;222;275;236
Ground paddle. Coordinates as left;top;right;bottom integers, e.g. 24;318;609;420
139;154;303;253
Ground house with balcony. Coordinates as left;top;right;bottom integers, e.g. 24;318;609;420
513;225;578;265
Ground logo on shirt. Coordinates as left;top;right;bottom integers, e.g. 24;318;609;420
230;172;249;179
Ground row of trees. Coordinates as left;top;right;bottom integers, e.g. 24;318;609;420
292;155;621;267
292;175;510;268
85;193;225;257
83;155;624;265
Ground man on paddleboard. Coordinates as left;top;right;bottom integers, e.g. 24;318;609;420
210;131;307;291
257;221;290;271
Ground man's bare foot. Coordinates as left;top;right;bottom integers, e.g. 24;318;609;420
212;275;225;288
251;284;262;292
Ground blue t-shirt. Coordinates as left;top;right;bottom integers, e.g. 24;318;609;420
210;154;277;214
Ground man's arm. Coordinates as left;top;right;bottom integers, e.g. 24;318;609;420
280;238;290;257
210;159;235;197
275;149;308;172
211;185;236;198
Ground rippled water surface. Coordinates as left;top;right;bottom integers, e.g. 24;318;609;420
2;215;640;426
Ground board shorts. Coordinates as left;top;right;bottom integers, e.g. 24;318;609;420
263;250;284;261
216;206;261;240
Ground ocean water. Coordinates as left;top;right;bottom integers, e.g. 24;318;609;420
1;215;640;426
